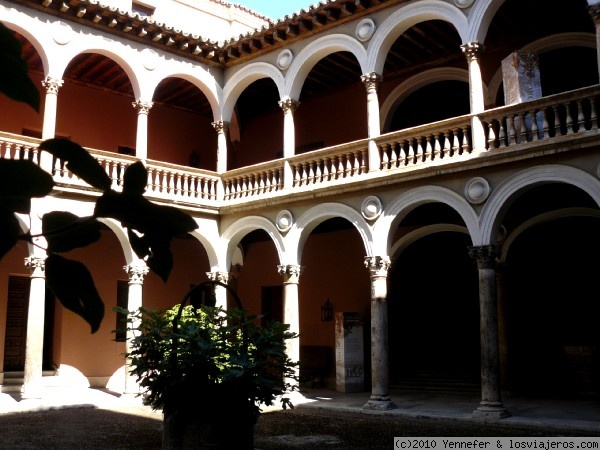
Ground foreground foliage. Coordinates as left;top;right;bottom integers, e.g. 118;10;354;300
0;21;198;332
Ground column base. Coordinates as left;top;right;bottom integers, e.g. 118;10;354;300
20;383;43;400
363;395;397;411
472;401;511;420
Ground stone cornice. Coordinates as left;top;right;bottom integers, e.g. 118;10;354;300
8;0;404;68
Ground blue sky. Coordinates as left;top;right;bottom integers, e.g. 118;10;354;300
237;1;315;19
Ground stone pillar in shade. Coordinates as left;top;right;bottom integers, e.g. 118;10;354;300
335;312;364;393
206;271;230;310
123;261;149;395
363;256;396;411
278;264;303;384
278;98;300;189
132;100;153;161
21;256;46;399
361;72;382;172
588;4;600;80
468;245;511;419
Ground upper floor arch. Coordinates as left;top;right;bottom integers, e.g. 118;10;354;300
368;0;469;75
285;34;368;101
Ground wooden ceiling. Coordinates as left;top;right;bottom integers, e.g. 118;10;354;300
14;0;594;121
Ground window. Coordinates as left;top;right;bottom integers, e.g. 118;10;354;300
115;280;129;342
132;1;155;17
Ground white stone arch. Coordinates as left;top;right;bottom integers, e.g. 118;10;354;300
285;203;373;265
466;0;504;44
222;62;285;122
285;34;368;100
96;218;136;264
1;20;50;78
54;42;142;100
488;32;597;105
221;216;285;270
500;207;600;263
149;67;222;121
479;164;600;246
368;0;469;75
373;186;479;256
390;224;469;259
380;67;477;132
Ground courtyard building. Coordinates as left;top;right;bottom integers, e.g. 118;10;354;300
1;0;599;419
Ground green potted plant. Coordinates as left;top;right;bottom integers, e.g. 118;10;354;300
117;281;298;449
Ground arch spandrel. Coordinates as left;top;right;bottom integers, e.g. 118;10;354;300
221;216;285;270
479;165;600;246
373;186;479;256
286;203;373;264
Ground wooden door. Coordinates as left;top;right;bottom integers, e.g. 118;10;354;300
3;276;30;371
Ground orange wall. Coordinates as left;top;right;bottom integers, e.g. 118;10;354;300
0;72;44;135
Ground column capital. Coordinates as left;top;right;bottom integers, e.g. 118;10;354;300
461;41;484;62
24;256;46;275
124;262;149;284
364;256;391;278
589;4;600;25
468;245;500;270
206;271;229;284
277;264;303;283
211;120;229;133
278;98;300;114
132;100;153;115
41;76;63;95
361;72;382;92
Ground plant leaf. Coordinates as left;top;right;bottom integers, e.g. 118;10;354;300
45;254;104;333
39;138;112;191
0;159;54;213
0;206;20;260
122;161;148;195
43;212;102;253
95;190;198;236
0;23;40;112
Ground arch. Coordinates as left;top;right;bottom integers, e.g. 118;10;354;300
500;207;600;263
479;165;600;246
368;0;469;75
466;0;505;44
2;21;49;77
222;62;285;122
97;218;135;263
221;216;285;270
390;223;469;258
380;67;475;131
285;34;368;100
285;203;373;264
373;186;479;255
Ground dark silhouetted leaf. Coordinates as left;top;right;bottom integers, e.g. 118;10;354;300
43;212;102;253
0;23;40;112
0;159;54;213
45;254;104;333
95;191;198;236
127;229;173;282
39;138;112;191
122;161;148;195
0;206;20;260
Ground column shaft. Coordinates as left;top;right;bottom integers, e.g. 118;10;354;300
361;73;382;172
278;265;302;384
133;100;153;161
461;42;487;153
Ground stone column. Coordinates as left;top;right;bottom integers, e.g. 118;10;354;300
361;72;382;172
228;264;242;311
461;42;486;153
468;245;511;419
588;4;600;80
278;98;300;189
123;261;149;394
212;121;229;201
132;100;153;161
363;256;396;410
21;256;47;399
40;77;63;173
277;264;303;382
206;271;229;310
